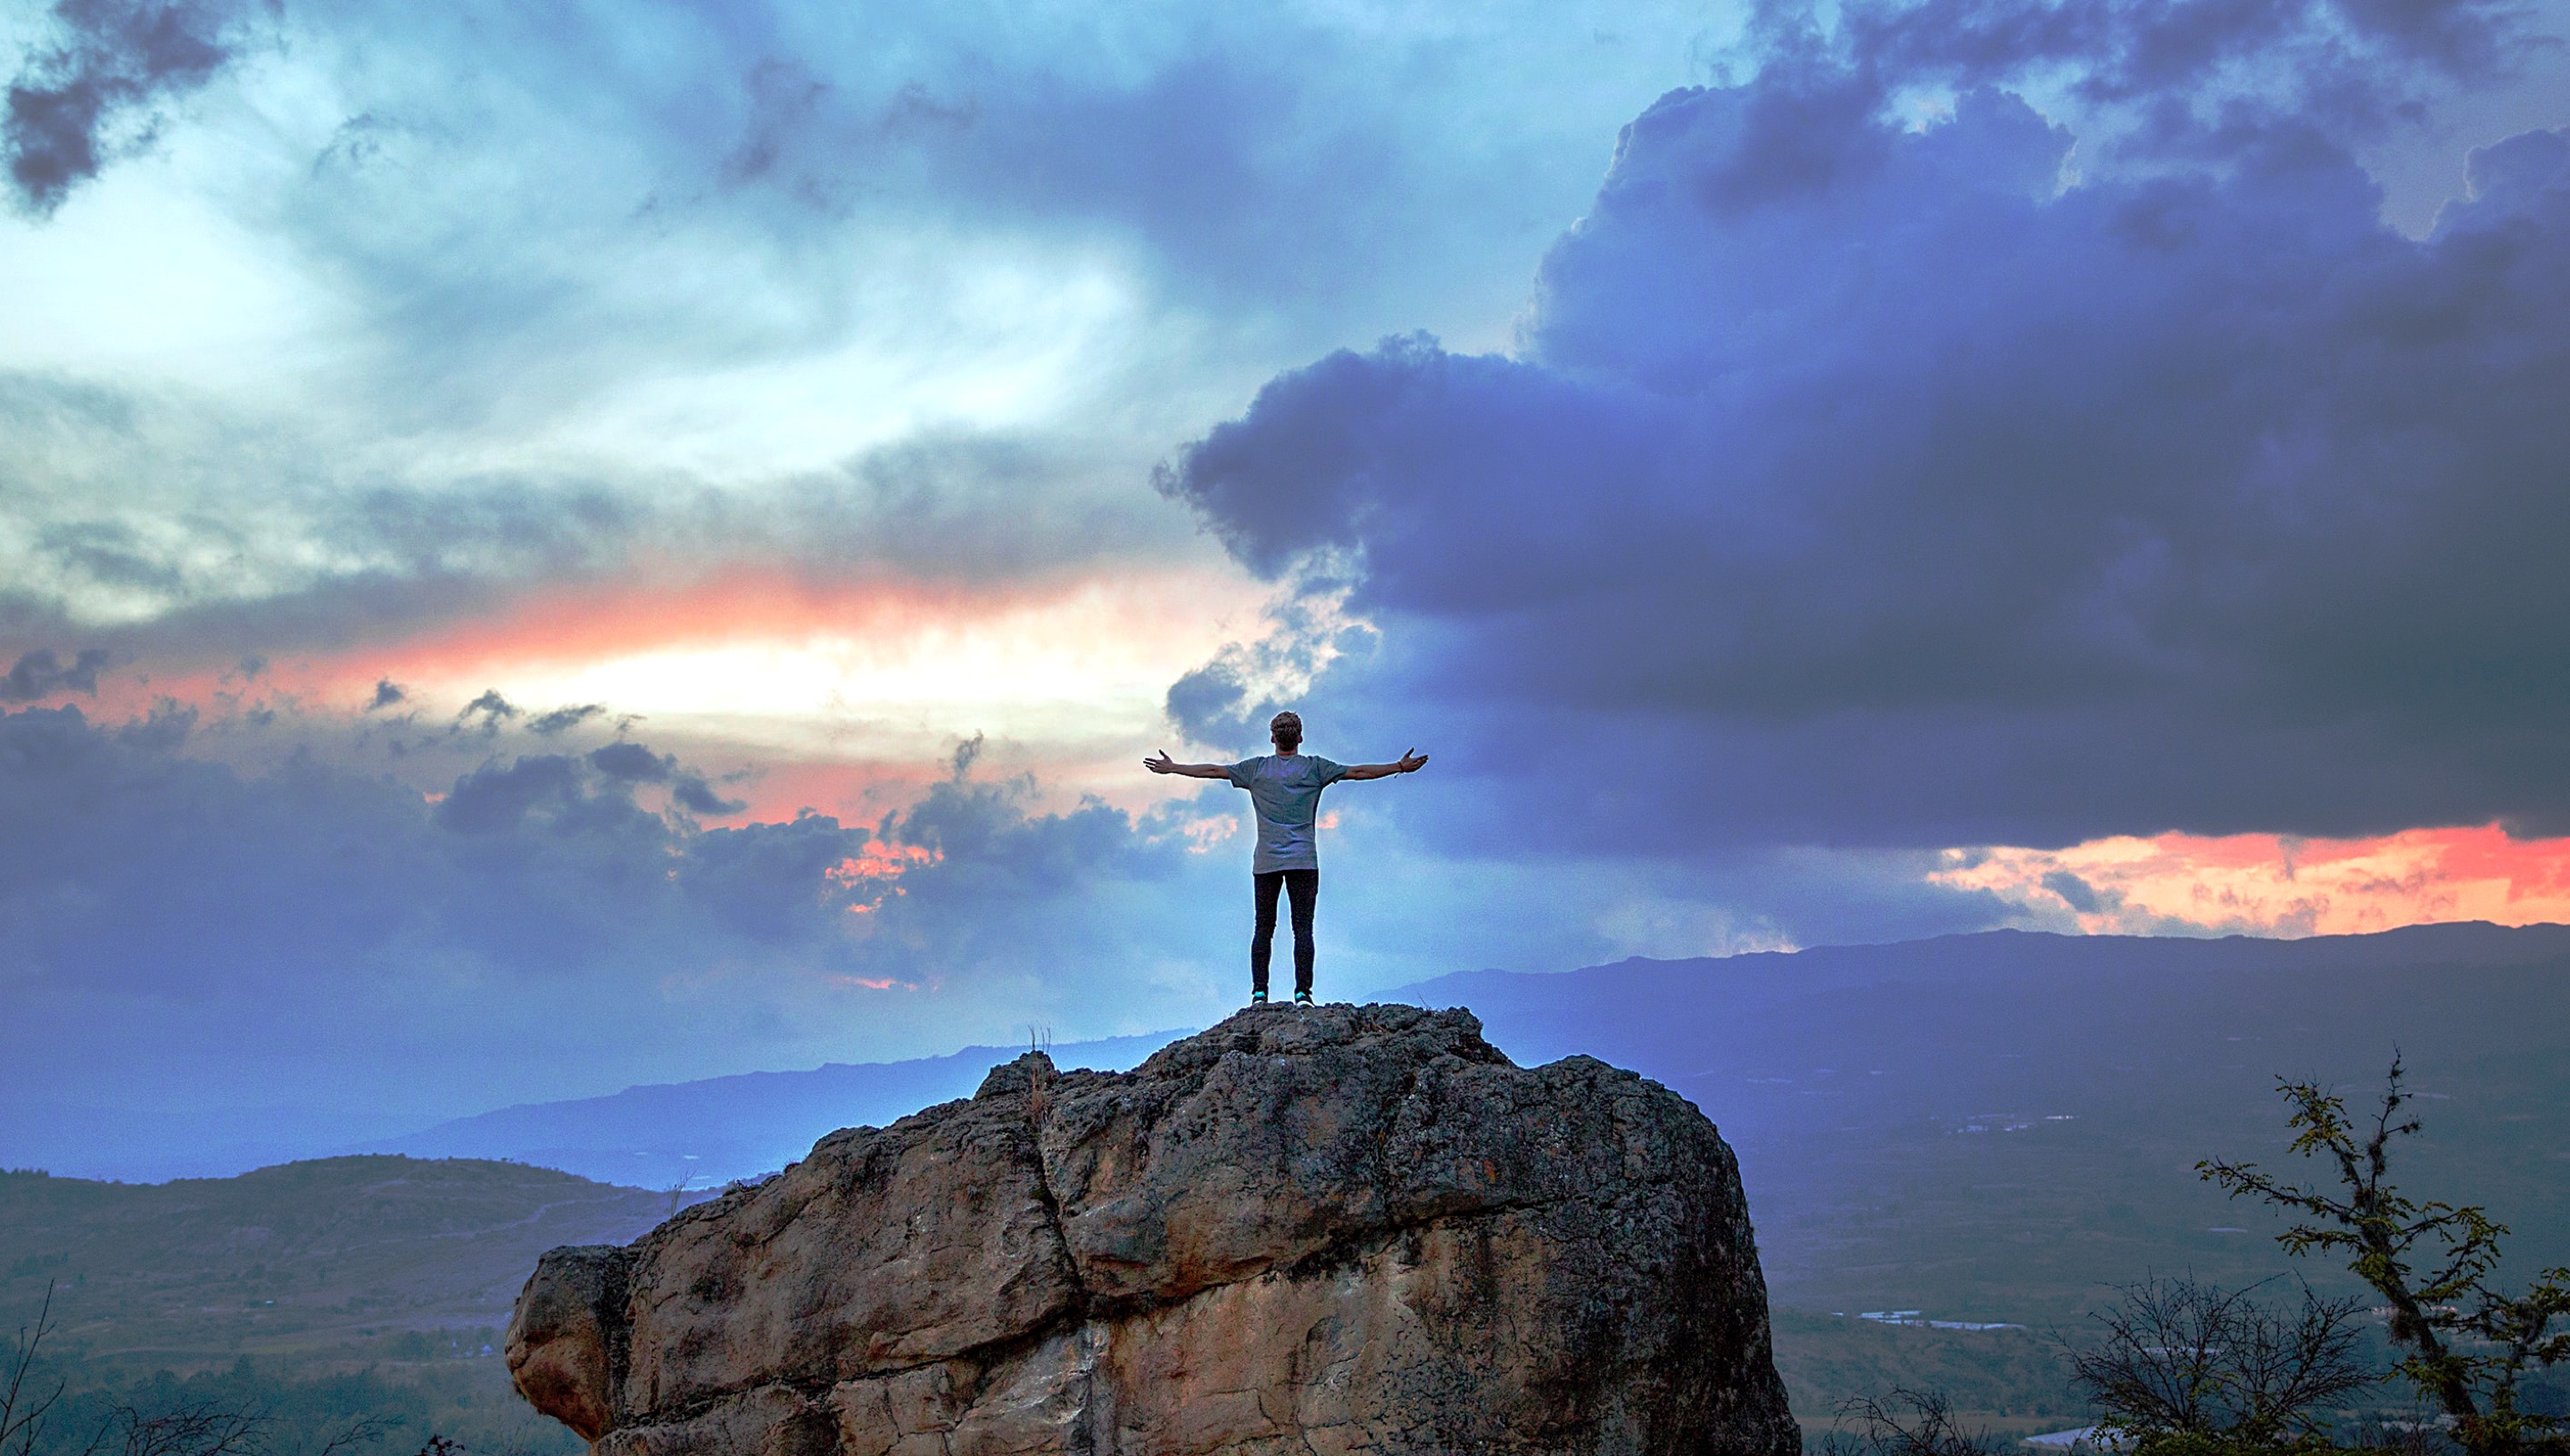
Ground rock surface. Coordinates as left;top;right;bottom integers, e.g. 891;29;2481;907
507;1004;1797;1456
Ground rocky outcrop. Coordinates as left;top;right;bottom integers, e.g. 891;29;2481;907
507;1004;1797;1456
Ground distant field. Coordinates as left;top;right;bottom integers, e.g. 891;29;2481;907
1769;1311;2087;1444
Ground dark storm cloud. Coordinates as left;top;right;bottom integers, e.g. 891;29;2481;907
10;705;725;984
0;702;1228;1153
4;0;272;213
367;678;407;710
0;647;108;701
1163;0;2570;854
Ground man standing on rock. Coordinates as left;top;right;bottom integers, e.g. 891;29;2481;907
1145;711;1427;1006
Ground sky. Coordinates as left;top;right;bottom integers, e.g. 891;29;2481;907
3;0;2568;1176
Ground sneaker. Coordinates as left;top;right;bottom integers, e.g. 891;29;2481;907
1294;990;1314;1006
1251;989;1268;1005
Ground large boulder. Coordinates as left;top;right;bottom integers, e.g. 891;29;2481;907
507;1004;1798;1456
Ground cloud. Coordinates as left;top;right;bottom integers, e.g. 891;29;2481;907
528;702;605;735
255;2;1632;375
587;740;671;782
0;374;1201;683
368;678;407;709
0;0;1768;482
1162;0;2570;856
455;688;518;732
0;374;655;658
580;741;745;816
1933;824;2570;934
0;646;107;701
674;776;749;816
0;702;1243;1168
433;753;585;834
2040;868;2105;914
1823;0;2530;128
4;0;273;214
1159;560;1372;732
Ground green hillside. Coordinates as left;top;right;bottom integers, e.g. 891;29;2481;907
0;1155;678;1370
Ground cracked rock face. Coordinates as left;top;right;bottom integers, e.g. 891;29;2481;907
506;1004;1797;1456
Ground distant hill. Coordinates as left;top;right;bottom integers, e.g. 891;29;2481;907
0;1155;672;1369
361;1031;1187;1188
1389;921;2570;1322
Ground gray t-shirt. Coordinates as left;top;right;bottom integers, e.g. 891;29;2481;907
1226;754;1349;873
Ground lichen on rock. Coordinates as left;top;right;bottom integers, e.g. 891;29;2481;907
508;1003;1798;1456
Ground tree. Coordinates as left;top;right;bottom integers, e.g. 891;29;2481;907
2200;1057;2570;1456
1826;1388;2007;1456
2067;1275;2374;1452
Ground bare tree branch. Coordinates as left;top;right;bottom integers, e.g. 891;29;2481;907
0;1284;87;1456
2068;1276;2373;1446
307;1418;387;1456
1826;1388;2006;1456
110;1402;269;1456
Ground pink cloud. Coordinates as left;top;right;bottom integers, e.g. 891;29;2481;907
825;840;938;914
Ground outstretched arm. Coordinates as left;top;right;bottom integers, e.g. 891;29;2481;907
1145;750;1231;780
1342;749;1428;781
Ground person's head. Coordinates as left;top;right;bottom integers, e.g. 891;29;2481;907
1270;710;1302;754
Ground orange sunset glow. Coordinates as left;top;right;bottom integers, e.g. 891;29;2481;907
827;840;939;912
251;566;1255;721
71;562;1275;819
1935;824;2570;937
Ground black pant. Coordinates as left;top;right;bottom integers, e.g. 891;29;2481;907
1251;869;1319;997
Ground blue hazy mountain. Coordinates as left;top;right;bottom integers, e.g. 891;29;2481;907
363;1032;1185;1189
1405;921;2570;1113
